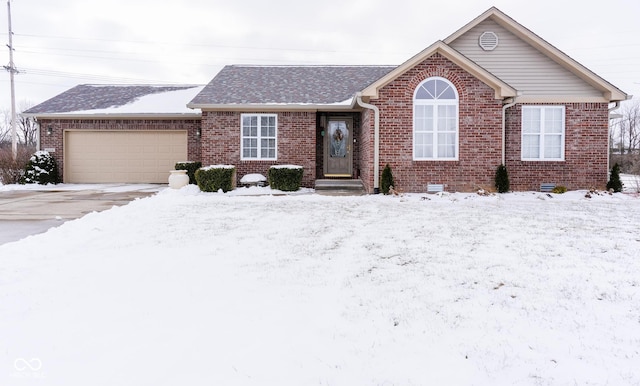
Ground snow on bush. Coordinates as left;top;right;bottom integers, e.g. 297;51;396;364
21;150;59;185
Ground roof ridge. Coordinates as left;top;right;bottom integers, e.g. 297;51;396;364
228;64;396;68
80;84;205;88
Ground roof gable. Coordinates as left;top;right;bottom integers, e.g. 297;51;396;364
188;65;395;108
444;7;628;102
360;41;517;100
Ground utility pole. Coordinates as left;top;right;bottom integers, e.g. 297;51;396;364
4;0;18;160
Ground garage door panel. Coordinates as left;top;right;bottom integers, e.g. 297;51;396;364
65;130;188;183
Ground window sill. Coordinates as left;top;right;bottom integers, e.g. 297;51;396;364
520;158;565;162
413;158;459;161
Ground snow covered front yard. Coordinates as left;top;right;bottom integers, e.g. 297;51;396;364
1;186;639;385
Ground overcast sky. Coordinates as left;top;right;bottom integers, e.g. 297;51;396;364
1;0;639;111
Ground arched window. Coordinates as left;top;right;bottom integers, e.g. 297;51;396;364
413;77;459;160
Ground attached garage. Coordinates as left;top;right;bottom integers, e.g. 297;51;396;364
23;84;204;184
64;130;188;183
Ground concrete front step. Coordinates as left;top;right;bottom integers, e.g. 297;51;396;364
315;179;365;196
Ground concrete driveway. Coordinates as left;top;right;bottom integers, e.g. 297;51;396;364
0;184;163;245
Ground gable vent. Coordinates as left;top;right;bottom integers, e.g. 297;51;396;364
479;31;499;51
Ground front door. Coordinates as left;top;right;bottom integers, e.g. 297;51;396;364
324;118;353;177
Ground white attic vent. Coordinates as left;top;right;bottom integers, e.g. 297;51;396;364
479;31;499;51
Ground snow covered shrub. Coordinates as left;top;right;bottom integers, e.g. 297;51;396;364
21;150;59;185
195;165;236;192
494;164;509;193
0;146;32;184
606;163;623;192
175;161;202;185
380;164;394;195
268;165;303;191
552;185;567;194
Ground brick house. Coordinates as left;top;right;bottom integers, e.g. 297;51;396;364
26;7;628;192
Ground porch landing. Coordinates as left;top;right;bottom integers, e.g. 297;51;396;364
314;179;366;196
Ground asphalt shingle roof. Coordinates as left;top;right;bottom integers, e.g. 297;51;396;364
25;84;201;114
189;65;396;105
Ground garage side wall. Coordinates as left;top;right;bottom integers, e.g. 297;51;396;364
39;118;202;183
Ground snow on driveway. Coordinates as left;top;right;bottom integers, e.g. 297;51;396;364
1;186;639;385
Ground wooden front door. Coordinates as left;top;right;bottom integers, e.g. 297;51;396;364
324;118;353;177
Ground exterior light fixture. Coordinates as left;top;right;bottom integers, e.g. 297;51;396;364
196;129;201;138
46;126;53;136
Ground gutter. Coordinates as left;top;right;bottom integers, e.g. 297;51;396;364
186;103;357;112
502;97;517;166
22;113;202;120
356;93;381;193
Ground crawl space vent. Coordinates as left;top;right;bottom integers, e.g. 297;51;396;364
479;31;499;51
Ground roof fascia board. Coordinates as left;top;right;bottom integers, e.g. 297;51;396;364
187;102;359;112
24;113;202;120
444;7;629;102
361;41;517;99
515;95;611;103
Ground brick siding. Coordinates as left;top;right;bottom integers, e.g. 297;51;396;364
358;109;375;193
38;118;201;182
505;103;609;191
359;53;610;193
200;111;317;187
367;53;504;193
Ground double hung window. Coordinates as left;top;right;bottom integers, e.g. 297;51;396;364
521;106;565;161
241;114;277;160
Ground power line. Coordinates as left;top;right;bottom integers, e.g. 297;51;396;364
19;67;192;84
5;32;410;56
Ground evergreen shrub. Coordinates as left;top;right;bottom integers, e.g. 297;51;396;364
268;165;303;191
606;163;623;192
494;164;510;193
195;165;236;192
380;164;394;195
175;161;202;184
21;151;59;185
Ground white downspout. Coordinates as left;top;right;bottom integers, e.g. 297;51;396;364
607;101;622;173
356;92;381;193
502;98;517;166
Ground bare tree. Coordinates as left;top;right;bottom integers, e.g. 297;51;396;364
17;101;39;146
0;108;10;146
611;100;640;174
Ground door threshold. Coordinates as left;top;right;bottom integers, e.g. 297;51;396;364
324;174;352;178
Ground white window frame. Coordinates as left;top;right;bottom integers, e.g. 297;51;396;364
521;105;565;161
240;113;278;161
413;77;459;161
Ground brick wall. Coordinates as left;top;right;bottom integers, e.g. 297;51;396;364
369;53;504;192
358;109;375;193
38;118;201;182
201;110;317;187
505;103;610;191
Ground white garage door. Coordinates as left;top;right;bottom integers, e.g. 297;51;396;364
64;130;188;183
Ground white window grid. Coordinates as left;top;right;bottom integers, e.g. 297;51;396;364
413;77;459;161
241;113;278;160
521;106;565;161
